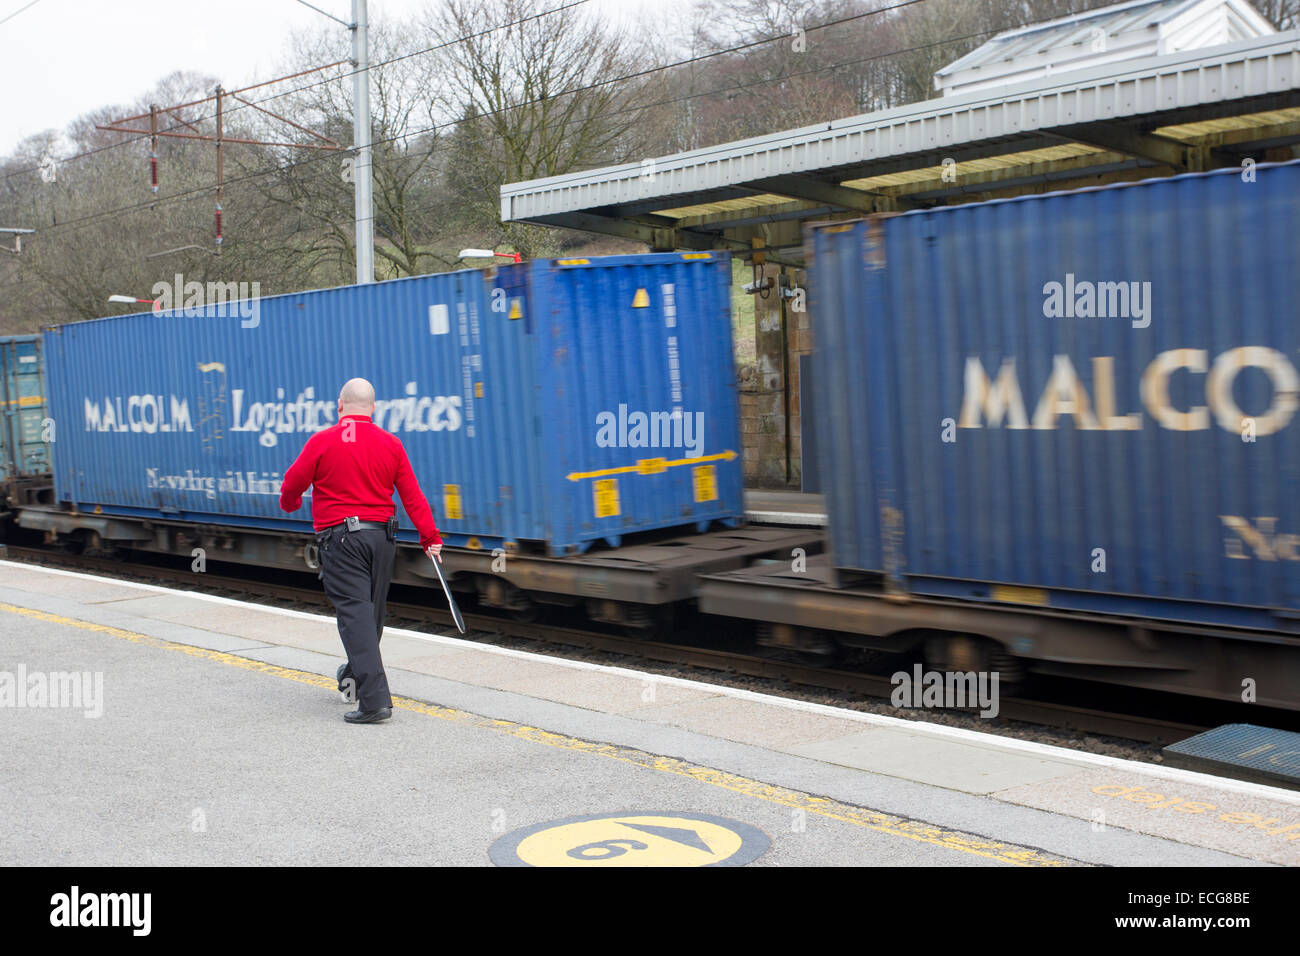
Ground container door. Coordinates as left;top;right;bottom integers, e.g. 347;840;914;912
1;338;48;479
532;254;742;553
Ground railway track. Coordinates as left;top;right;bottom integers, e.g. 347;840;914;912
2;543;1210;747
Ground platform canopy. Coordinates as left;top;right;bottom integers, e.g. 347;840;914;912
501;27;1300;263
934;0;1276;97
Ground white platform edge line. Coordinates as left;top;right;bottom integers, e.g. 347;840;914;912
743;510;829;526
5;558;1300;806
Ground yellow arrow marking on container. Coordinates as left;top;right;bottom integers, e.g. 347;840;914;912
566;449;737;482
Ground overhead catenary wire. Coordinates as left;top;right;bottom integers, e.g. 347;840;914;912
3;0;949;184
1;0;598;183
23;0;971;240
26;2;1057;243
0;0;44;28
22;15;1056;241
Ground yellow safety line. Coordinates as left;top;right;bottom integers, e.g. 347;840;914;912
566;449;738;482
0;600;1084;867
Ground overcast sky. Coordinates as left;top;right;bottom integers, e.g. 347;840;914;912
0;0;690;155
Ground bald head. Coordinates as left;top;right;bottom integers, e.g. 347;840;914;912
338;378;376;416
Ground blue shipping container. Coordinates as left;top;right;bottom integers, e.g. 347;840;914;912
808;161;1300;630
43;253;742;554
0;335;49;484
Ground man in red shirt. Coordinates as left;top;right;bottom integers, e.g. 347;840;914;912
280;377;443;724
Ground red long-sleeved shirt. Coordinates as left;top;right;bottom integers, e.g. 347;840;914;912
279;414;442;549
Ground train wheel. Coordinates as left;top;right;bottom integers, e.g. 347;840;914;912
796;644;844;667
758;624;842;665
620;605;674;639
923;633;990;673
510;601;539;624
923;633;1028;694
478;576;536;622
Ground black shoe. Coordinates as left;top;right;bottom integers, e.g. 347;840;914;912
336;663;352;693
344;707;392;724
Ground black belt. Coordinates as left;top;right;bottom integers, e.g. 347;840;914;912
319;517;391;535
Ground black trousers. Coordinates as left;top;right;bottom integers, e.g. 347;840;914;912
318;526;396;711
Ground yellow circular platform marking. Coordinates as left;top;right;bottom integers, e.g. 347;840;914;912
491;812;769;867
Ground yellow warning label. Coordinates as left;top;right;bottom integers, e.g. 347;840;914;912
693;465;718;503
593;478;620;518
991;585;1049;607
474;382;484;399
681;253;712;260
443;484;463;521
490;812;769;867
636;458;667;475
631;288;650;308
508;298;523;320
557;258;589;265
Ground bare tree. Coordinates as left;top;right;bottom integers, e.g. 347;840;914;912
239;19;453;283
682;0;876;140
667;0;1138;147
425;0;658;257
1250;0;1299;28
0;72;320;331
890;0;990;104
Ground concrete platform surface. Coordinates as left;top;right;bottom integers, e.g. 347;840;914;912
1;559;1296;867
744;490;827;526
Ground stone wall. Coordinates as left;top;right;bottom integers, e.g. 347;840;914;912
737;263;812;489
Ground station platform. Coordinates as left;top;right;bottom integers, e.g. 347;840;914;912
1;559;1297;867
744;489;826;526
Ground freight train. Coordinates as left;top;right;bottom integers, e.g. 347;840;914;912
2;253;815;632
3;161;1299;710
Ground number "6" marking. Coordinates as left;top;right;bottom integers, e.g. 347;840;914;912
566;839;649;861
